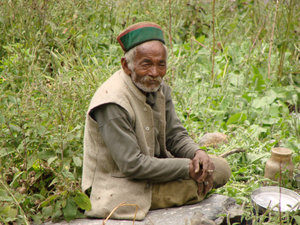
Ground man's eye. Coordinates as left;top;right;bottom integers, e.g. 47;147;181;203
159;61;166;66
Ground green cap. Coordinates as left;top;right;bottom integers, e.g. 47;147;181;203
117;22;165;52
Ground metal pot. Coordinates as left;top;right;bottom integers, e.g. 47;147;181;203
251;186;300;214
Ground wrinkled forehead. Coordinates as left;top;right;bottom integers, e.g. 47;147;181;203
135;41;167;60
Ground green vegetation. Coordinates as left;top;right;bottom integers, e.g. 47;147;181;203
0;0;299;224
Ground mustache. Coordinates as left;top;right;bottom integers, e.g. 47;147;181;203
140;75;162;82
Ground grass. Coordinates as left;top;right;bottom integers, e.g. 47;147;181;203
0;0;299;224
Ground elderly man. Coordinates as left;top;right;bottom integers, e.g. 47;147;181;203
82;22;231;220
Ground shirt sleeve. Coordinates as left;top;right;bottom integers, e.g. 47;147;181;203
163;85;199;159
91;103;191;183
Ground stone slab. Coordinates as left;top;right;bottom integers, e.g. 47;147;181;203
45;194;242;225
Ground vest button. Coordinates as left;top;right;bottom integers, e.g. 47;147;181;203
145;126;150;131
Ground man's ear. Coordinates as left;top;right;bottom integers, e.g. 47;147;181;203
121;57;132;75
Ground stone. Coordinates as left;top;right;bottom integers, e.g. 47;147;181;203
44;194;243;225
190;212;217;225
198;133;228;148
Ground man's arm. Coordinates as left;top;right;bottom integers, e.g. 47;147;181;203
91;103;191;183
163;84;199;158
163;85;215;194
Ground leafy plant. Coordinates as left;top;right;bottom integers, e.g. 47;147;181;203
0;0;299;224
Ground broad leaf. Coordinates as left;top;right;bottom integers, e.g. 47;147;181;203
251;66;266;91
72;156;82;167
0;113;5;123
73;191;91;211
0;189;12;201
63;198;77;222
42;206;53;219
226;112;247;125
0;205;18;221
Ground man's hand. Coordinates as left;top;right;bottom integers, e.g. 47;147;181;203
189;150;215;195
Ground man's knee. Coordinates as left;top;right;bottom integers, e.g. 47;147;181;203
210;155;231;188
151;179;203;209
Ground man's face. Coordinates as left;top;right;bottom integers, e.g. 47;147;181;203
131;41;167;92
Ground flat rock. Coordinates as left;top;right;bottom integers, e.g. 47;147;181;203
44;194;243;225
198;132;228;148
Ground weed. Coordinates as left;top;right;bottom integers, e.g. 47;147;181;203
0;0;299;224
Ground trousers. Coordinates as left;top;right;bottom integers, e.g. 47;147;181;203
151;155;231;209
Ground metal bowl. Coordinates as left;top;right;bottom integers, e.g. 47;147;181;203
251;186;300;213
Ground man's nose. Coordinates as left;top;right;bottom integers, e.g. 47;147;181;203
149;66;159;77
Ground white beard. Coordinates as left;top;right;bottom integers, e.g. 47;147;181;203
131;71;162;93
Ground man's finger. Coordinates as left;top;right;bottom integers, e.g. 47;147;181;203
197;182;204;195
202;176;213;195
193;158;200;173
198;173;207;182
198;160;209;181
199;157;215;181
